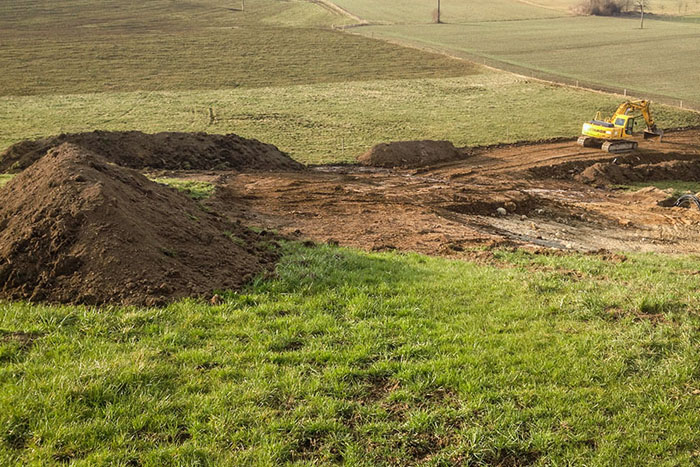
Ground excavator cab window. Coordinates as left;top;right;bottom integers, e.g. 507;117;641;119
614;117;626;127
625;117;635;135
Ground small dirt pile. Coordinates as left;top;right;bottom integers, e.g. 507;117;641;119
0;131;303;173
577;159;700;185
358;140;463;168
0;144;278;306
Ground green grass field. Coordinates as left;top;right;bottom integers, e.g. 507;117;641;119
360;16;700;107
333;0;700;22
3;72;699;164
2;0;699;163
331;0;567;23
3;1;700;464
2;243;700;464
0;0;475;96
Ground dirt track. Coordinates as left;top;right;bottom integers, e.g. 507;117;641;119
191;129;700;256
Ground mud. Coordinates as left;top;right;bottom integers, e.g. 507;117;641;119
358;140;466;168
207;129;700;256
0;144;278;306
0;130;303;173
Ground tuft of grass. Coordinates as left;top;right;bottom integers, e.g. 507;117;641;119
615;180;700;198
224;231;247;247
0;174;14;188
152;178;215;200
1;243;700;464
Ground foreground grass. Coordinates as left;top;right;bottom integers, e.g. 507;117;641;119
1;243;700;464
3;72;699;165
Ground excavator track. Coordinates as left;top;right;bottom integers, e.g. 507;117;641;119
601;140;638;153
577;136;638;153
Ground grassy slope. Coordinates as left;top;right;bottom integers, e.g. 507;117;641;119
3;73;699;164
361;16;700;106
0;0;475;96
2;244;700;464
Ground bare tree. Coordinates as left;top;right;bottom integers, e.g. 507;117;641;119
636;0;648;28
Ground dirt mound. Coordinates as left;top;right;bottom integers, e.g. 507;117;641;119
358;140;463;168
0;144;278;306
0;131;303;173
577;159;700;185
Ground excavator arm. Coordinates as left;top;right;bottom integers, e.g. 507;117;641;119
611;100;662;137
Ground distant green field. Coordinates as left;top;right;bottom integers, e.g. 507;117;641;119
529;0;700;15
360;16;700;107
333;0;700;22
3;72;699;164
331;0;566;23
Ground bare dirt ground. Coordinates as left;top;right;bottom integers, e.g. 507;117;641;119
194;129;700;256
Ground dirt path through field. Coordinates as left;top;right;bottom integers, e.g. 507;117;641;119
203;129;700;256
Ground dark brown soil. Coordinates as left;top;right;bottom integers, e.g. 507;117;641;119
0;130;303;173
0;143;278;306
357;140;465;168
577;159;700;185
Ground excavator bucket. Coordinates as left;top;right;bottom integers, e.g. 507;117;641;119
643;125;664;140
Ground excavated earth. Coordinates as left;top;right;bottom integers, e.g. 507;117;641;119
1;129;699;305
0;144;278;306
199;129;700;256
0;130;303;173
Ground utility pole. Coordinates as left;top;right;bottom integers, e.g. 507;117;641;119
437;0;441;23
639;0;645;29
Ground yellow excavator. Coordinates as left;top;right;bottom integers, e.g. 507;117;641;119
578;99;663;153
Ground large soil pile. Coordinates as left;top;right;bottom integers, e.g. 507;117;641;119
0;144;277;306
0;131;303;173
358;140;464;168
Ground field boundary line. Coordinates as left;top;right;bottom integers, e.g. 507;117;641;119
311;0;368;24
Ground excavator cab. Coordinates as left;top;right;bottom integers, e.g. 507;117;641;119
613;115;635;136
